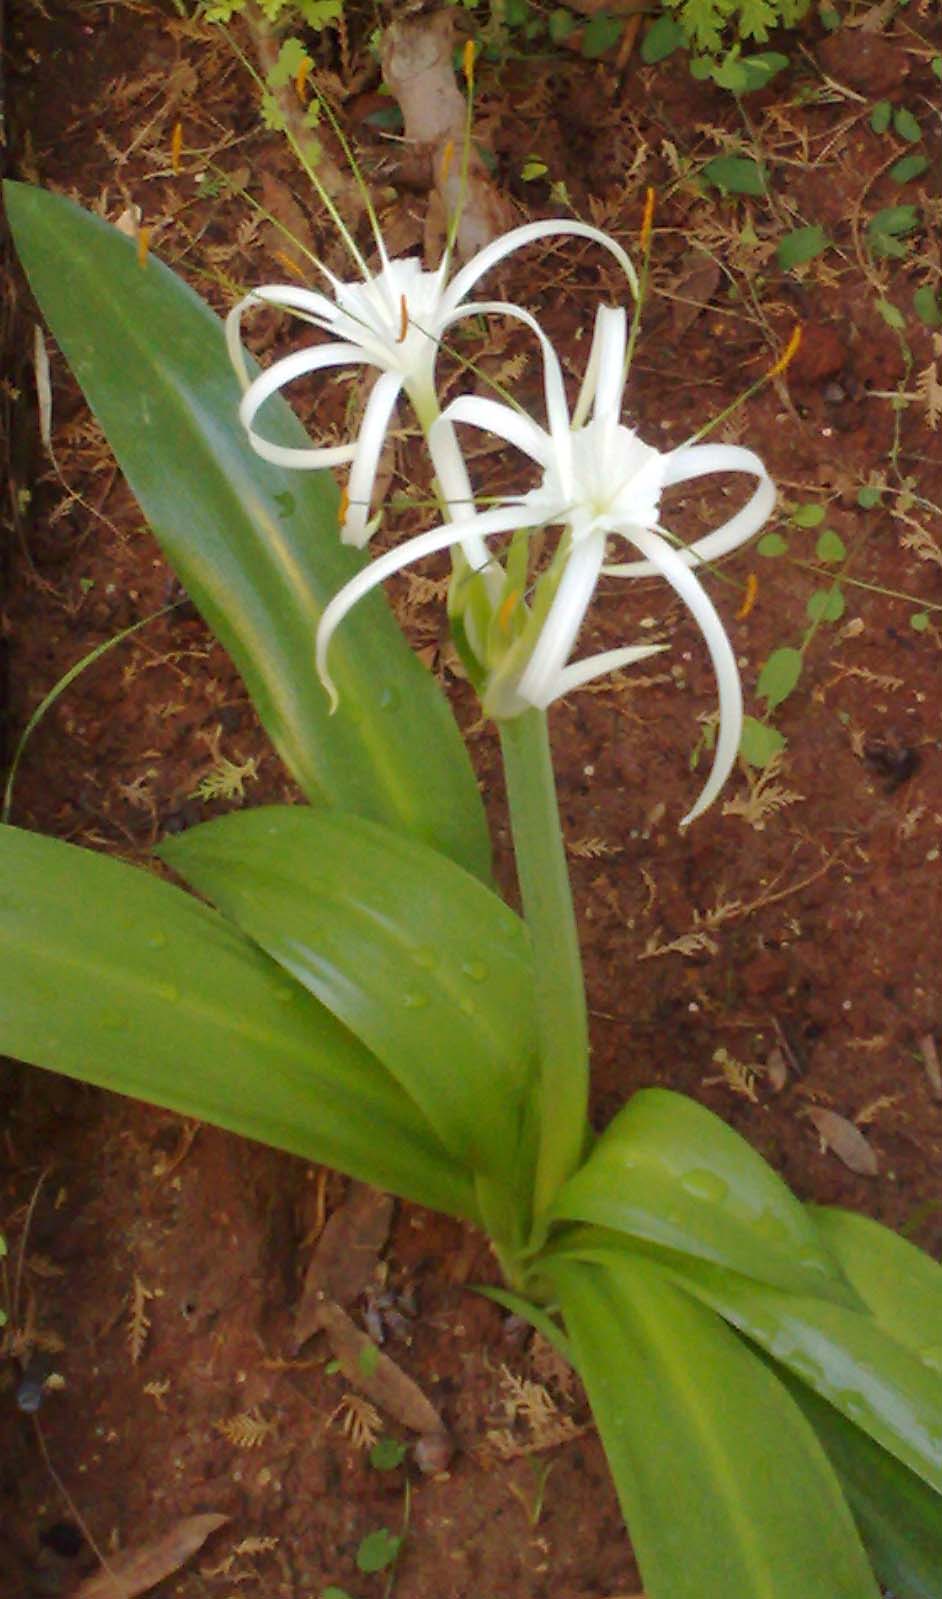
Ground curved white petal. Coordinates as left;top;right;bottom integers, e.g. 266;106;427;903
605;446;774;577
443;219;639;315
342;371;403;546
443;298;571;446
225;286;342;391
316;502;542;710
515;536;606;707
438;395;553;471
550;642;667;699
590;305;628;421
619;525;743;825
572;306;607;429
426;416;501;582
239;342;368;469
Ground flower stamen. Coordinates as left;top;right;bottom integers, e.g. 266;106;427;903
769;325;802;378
397;295;409;344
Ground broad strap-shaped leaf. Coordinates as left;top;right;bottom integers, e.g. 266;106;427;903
780;1361;942;1599
811;1205;942;1364
4;182;491;880
648;1251;942;1496
0;824;478;1221
159;807;537;1181
545;1250;879;1599
546;1087;850;1299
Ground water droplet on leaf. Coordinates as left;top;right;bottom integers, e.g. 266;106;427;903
680;1170;728;1204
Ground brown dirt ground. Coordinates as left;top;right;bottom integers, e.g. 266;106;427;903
2;2;942;1596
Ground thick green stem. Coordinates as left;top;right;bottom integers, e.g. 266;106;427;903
499;710;589;1222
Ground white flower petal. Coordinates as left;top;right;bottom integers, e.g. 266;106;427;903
443;219;639;315
239;342;369;469
619;525;743;824
550;642;667;699
445;298;571;446
316;502;541;709
589;306;628;421
342;371;403;546
571;305;607;429
426;417;502;583
225;285;342;391
606;446;774;576
515;536;606;707
438;395;553;471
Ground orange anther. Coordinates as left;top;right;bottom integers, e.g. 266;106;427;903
397;294;409;344
640;187;655;253
136;226;151;269
736;571;758;620
273;250;307;280
769;325;802;378
497;588;521;632
338;487;350;528
295;56;312;101
171;121;183;175
441;140;455;184
463;39;476;86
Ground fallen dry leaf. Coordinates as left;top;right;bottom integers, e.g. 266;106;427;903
920;1033;942;1102
293;1182;393;1349
805;1107;879;1177
318;1298;445;1437
668;250;722;339
72;1514;227;1599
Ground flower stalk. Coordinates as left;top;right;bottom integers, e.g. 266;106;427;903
499;709;589;1224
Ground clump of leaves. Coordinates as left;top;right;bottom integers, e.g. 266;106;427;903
664;0;810;54
199;0;341;24
642;0;807;93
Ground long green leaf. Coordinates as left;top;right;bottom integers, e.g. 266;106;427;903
780;1363;942;1599
546;1088;849;1299
645;1251;942;1496
0;824;478;1221
811;1206;942;1362
546;1251;879;1599
159;807;536;1181
4;181;490;879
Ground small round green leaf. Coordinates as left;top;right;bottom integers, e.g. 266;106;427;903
869;100;891;135
757;532;789;557
776;225;830;271
820;5;840;27
913;287;942;328
702;156;767;196
370;1437;408;1471
757;647;803;711
857;486;882;508
893;107;922;143
322;1589;355;1599
520;158;548;181
933;56;942;80
910;611;930;632
890;153;930;184
641;12;685;62
581;14;622;57
876;298;906;331
807;586;845;623
815;529;847;563
740;716;787;768
356;1529;401;1575
358;1341;380;1377
791;502;826;528
548;7;576;43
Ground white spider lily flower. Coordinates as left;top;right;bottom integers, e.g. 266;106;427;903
226;221;638;547
316;303;775;825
